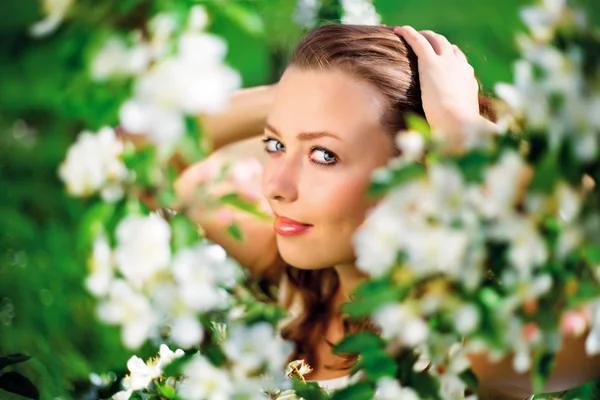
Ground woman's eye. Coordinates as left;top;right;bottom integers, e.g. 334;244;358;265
310;148;338;165
263;138;285;153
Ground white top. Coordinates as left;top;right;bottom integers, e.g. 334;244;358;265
312;375;352;392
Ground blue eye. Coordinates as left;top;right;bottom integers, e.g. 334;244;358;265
262;138;285;153
309;148;338;165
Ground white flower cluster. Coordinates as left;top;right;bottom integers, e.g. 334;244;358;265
354;145;588;373
91;6;241;148
176;322;292;400
495;0;599;161
352;1;600;387
293;0;321;29
58;126;128;202
113;344;185;400
87;213;241;349
374;377;420;400
356;152;538;284
340;0;381;26
111;323;292;400
30;0;74;37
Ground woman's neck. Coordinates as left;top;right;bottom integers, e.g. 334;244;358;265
334;263;368;302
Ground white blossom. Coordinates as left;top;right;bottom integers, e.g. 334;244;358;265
396;131;426;162
172;243;240;312
112;390;132;400
224;322;293;374
293;0;321;29
491;215;548;277
188;6;209;31
114;214;171;289
59;127;128;201
97;280;157;348
556;182;581;223
170;314;204;349
340;0;381;25
91;37;151;80
30;0;74;37
123;355;161;390
453;304;480;335
586;302;600;356
373;303;429;347
495;60;550;128
478;151;525;218
178;355;233;400
402;225;469;279
158;344;185;369
354;200;404;277
520;0;567;42
85;235;114;296
374;378;420;400
119;32;240;147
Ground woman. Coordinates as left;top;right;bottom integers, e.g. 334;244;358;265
173;24;600;398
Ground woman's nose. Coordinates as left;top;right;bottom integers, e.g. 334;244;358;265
262;157;299;203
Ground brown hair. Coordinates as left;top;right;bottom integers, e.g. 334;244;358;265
279;24;495;370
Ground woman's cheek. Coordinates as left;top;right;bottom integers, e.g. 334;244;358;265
322;175;373;227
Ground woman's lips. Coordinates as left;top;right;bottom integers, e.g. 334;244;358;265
274;215;313;236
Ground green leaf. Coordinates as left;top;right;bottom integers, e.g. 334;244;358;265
180;116;207;164
369;163;425;197
530;151;559;193
583;244;600;264
0;354;31;371
411;370;442;400
330;381;375;400
162;352;194;377
532;351;556;393
478;287;502;309
170;214;200;251
406;113;431;138
0;371;39;400
362;349;398;381
219;193;271;220
293;380;331;400
455;150;494;183
77;200;116;252
333;332;383;355
342;280;404;318
124;145;159;188
226;222;244;241
458;368;479;392
218;2;265;38
158;384;176;399
243;302;288;325
202;344;228;368
158;187;177;208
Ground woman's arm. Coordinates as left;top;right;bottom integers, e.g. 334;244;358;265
393;25;497;140
118;85;275;155
203;85;275;151
174;146;284;279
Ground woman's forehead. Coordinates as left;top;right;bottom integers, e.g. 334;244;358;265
268;67;386;141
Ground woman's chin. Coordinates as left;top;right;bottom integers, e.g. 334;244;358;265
278;249;330;270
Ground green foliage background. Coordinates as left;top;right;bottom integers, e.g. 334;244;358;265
0;0;598;398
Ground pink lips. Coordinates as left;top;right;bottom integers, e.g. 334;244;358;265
274;215;313;236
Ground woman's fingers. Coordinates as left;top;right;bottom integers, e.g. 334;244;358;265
419;30;454;56
453;44;468;63
393;25;437;61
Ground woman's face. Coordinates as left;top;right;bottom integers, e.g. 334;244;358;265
262;67;394;270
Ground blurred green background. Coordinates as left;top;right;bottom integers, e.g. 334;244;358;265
0;0;599;399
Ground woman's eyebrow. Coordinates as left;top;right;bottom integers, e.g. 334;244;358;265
264;122;341;141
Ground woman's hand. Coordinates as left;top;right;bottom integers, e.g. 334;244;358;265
393;26;485;135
